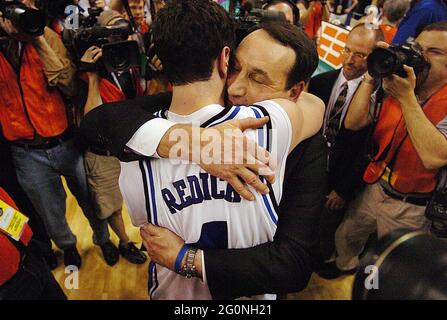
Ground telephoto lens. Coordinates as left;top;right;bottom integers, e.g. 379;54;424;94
367;40;427;78
352;229;447;300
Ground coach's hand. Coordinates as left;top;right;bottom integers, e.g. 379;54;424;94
157;116;276;201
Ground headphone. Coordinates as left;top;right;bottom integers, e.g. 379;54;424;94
264;0;301;26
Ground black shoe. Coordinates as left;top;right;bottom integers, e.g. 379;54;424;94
100;241;120;266
316;261;356;280
64;246;82;269
44;249;59;270
119;242;147;264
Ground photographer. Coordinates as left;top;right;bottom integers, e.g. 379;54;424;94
0;0;111;268
333;21;447;274
79;9;147;266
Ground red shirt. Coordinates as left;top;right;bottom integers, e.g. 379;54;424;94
0;188;33;286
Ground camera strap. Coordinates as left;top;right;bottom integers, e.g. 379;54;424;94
363;84;384;162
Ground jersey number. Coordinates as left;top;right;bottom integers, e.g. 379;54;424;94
192;221;228;249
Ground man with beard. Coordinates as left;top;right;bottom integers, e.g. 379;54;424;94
334;21;447;274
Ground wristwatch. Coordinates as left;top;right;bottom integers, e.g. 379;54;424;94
178;247;198;278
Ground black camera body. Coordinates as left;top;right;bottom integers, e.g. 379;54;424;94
62;8;140;73
0;0;45;36
367;40;428;78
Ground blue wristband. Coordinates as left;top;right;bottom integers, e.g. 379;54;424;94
174;244;190;273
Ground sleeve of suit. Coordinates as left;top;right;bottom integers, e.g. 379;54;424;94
79;93;172;159
204;134;328;299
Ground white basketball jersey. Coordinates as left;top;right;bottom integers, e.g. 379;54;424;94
119;101;292;300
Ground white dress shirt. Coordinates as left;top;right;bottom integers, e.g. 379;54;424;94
323;70;364;135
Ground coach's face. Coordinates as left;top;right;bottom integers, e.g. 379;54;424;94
227;29;296;106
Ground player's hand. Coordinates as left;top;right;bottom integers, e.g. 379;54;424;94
325;190;346;210
140;223;184;271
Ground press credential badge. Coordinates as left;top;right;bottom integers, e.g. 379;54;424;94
0;200;29;241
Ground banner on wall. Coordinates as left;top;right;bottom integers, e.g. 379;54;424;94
315;22;349;75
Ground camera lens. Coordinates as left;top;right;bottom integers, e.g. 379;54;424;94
108;47;130;72
367;47;398;78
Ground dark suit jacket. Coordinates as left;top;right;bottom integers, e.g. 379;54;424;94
308;69;370;201
80;94;327;299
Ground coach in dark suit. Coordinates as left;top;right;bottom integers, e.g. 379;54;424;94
81;18;327;298
307;24;384;276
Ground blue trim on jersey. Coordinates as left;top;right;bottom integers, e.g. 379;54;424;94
139;161;152;224
250;106;278;225
146;160;158;226
148;261;159;298
148;261;154;293
209;106;240;127
142;159;159;226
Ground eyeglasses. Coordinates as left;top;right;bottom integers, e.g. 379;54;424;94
341;47;368;60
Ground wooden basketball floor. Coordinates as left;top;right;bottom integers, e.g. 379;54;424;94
51;182;354;300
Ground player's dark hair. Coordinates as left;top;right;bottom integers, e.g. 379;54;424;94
152;0;235;85
251;21;318;88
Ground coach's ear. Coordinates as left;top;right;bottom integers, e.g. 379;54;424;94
288;81;305;103
218;46;231;79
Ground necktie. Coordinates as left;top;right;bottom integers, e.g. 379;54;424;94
325;82;349;148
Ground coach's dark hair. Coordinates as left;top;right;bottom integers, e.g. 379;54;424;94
152;0;235;85
422;21;447;33
251;21;318;89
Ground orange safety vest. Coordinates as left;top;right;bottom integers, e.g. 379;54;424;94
80;70;144;104
0;44;68;141
363;84;447;194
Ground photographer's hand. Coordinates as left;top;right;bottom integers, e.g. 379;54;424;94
382;65;417;102
0;14;34;42
82;46;103;115
90;0;107;9
81;46;103;76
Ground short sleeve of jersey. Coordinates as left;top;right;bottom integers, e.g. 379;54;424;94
248;100;292;163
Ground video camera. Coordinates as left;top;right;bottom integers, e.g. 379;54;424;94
62;7;140;73
231;0;287;44
367;39;429;78
0;0;45;37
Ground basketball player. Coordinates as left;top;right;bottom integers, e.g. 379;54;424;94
118;0;323;299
